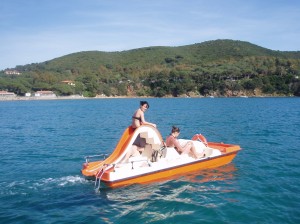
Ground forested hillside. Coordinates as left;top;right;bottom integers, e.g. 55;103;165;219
1;39;300;97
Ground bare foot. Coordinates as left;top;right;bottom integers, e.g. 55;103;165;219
195;152;206;159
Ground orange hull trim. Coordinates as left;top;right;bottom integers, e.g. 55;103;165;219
101;150;239;188
81;125;241;188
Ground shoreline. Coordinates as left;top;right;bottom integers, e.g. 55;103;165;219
0;94;297;102
0;95;153;101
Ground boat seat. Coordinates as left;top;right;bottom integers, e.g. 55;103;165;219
208;148;221;157
162;147;180;159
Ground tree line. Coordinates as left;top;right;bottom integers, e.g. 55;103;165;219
1;40;300;97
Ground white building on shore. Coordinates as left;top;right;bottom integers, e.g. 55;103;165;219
34;90;56;98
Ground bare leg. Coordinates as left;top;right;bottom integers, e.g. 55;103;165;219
190;143;205;159
184;142;205;159
121;146;136;163
121;145;144;163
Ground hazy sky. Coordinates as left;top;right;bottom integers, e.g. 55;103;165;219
1;0;299;70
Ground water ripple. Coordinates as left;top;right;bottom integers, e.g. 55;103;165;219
0;98;299;223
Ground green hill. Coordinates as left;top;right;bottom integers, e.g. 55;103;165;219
1;39;300;97
26;39;300;70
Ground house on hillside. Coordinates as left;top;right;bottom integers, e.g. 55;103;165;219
34;90;56;97
5;70;21;75
0;90;16;97
61;80;75;86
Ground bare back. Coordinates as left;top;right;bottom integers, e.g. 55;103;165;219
132;108;144;128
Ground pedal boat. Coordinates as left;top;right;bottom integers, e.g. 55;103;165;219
81;125;241;189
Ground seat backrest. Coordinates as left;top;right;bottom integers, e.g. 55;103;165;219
140;144;153;159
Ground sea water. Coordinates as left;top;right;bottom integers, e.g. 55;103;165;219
0;97;299;223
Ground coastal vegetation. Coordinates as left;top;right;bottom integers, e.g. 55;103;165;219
1;39;300;97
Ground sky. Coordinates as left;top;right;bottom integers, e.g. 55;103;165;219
1;0;300;70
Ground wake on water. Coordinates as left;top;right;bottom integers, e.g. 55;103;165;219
1;175;88;195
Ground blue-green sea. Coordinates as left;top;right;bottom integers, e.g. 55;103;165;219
0;97;299;223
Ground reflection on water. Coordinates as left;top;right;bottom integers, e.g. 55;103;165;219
98;164;239;222
182;164;238;184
